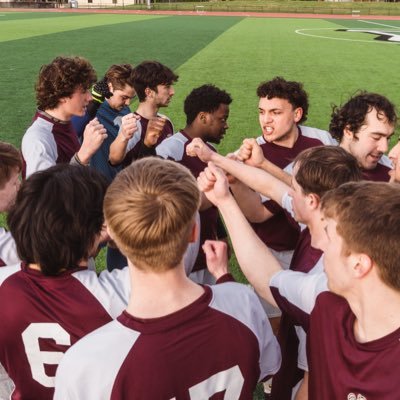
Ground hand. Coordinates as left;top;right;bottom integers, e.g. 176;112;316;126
237;138;265;168
197;162;231;206
186;138;214;163
78;118;108;164
203;240;229;280
225;152;239;185
119;113;139;142
144;117;166;147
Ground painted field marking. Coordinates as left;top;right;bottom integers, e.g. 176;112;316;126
295;26;400;44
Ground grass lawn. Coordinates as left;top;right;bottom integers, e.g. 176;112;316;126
0;12;399;397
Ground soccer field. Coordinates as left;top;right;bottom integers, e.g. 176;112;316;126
1;10;399;153
0;10;399;399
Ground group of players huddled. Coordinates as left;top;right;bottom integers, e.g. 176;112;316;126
0;55;400;400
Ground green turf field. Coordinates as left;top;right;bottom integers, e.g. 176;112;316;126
1;11;399;152
0;11;399;399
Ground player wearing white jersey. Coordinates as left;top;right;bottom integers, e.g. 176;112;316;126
55;158;281;399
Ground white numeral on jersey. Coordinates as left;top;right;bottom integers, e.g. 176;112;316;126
170;366;244;400
22;323;70;387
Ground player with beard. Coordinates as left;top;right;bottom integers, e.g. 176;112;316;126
156;84;231;283
22;56;107;178
330;91;396;182
109;60;178;166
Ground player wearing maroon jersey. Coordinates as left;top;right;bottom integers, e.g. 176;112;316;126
197;161;400;399
0;142;22;267
108;60;178;167
54;158;281;400
330;92;397;182
187;140;361;399
0;165;130;400
21;56;107;178
156;84;232;283
237;77;335;269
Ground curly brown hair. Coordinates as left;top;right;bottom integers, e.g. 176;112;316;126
329;92;397;143
35;56;97;110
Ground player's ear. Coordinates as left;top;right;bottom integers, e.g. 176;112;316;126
108;82;114;94
198;112;208;125
352;253;373;279
144;87;153;99
188;217;199;243
307;193;320;210
343;125;355;141
294;107;303;123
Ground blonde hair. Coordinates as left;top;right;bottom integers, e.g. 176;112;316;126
104;158;200;271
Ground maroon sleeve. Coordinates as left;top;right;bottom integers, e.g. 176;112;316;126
216;273;236;284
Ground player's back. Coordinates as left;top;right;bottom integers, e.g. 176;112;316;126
55;283;281;400
0;263;129;400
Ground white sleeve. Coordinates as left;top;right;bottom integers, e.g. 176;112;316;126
270;270;328;315
72;268;131;319
125;121;143;153
22;124;58;178
183;212;201;275
0;228;20;266
0;362;14;400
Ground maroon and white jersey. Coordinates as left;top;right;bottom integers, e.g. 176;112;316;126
21;110;80;178
0;263;130;400
252;126;336;253
156;131;222;272
362;155;391;182
122;112;173;166
0;228;19;267
271;194;323;400
55;283;281;400
271;270;400;399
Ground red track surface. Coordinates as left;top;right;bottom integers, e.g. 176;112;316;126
2;7;400;20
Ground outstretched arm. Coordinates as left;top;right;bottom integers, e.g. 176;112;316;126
237;138;292;186
198;162;281;306
187;138;290;207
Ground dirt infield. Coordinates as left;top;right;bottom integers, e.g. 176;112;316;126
2;7;400;20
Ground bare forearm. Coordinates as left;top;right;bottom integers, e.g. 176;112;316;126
109;135;128;165
260;159;292;187
230;181;272;223
210;152;288;205
217;195;281;306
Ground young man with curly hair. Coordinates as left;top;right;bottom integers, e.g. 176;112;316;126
329;91;397;181
156;84;232;283
109;60;178;166
22;56;107;178
54;158;281;399
0;141;22;267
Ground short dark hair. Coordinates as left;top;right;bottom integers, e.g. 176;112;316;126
257;77;309;123
0;142;22;189
8;164;108;276
329;92;397;142
105;64;135;91
294;146;362;198
35;56;97;110
184;84;232;125
132;61;178;102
